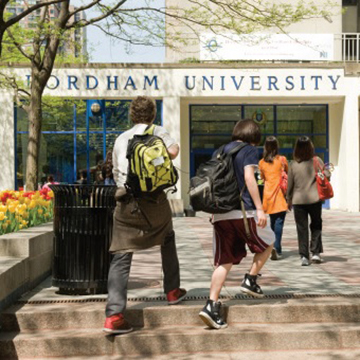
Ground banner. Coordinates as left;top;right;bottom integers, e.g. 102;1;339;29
200;33;334;61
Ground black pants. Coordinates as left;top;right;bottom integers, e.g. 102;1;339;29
293;202;323;259
105;230;180;317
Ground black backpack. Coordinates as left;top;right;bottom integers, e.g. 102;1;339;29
189;142;247;214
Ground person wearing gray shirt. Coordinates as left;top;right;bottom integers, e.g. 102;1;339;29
287;136;330;266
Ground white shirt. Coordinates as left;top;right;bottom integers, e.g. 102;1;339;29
112;123;177;187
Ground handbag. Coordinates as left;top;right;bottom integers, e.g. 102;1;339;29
313;157;334;201
279;156;288;196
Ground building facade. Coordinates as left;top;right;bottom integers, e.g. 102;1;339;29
6;1;87;59
0;63;359;212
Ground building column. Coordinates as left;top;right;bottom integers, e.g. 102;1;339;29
161;96;182;199
343;94;360;212
0;92;15;190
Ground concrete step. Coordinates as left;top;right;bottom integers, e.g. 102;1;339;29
1;322;360;358
0;257;27;311
2;297;360;331
27;351;360;360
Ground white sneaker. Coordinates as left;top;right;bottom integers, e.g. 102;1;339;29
311;254;322;264
301;256;310;266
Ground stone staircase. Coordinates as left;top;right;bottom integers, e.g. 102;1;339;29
1;296;360;359
0;223;53;315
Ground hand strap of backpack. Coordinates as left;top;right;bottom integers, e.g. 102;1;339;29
240;185;251;238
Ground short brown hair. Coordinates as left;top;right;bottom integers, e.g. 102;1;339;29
293;136;314;162
232;119;261;145
263;136;279;163
129;96;156;124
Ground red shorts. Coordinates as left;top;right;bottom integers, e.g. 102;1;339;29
213;218;273;266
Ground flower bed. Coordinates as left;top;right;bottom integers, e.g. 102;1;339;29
0;189;54;235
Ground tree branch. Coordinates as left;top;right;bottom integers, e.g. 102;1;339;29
5;0;66;28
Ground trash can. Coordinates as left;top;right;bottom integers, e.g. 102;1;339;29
49;184;117;294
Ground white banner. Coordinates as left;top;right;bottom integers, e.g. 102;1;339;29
200;33;334;61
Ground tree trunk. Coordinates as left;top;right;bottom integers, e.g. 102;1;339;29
25;75;43;191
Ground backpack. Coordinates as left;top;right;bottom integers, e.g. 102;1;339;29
189;142;248;214
125;124;178;196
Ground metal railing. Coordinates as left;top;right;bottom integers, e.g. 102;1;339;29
342;33;360;62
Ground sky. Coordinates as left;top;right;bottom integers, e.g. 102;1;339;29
73;0;166;63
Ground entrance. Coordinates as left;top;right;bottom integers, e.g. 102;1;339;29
190;104;329;176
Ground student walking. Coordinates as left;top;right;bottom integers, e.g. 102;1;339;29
103;96;186;335
199;119;275;330
287;136;330;266
259;136;288;260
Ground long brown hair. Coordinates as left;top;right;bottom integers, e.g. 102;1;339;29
293;136;314;162
263;136;279;163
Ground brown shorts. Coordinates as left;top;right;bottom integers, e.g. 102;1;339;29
213;217;274;266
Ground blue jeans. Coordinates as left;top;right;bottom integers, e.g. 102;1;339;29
269;211;286;255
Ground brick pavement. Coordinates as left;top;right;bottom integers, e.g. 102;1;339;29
20;209;360;303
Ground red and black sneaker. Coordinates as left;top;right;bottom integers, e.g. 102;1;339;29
167;288;187;305
103;314;133;335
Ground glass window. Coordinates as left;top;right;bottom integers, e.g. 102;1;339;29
18;133;75;187
191;120;236;134
89;133;105;183
277;105;326;135
278;135;327;149
76;101;86;131
192;135;232;150
42;100;75;131
16;107;29;132
76;133;87;182
191;105;242;121
244;106;274;134
105;100;162;131
16;133;28;189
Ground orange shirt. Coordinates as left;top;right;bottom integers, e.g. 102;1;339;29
259;155;288;215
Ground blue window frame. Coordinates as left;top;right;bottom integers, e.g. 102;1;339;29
15;99;162;189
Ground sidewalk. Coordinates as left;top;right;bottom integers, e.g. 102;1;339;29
18;209;360;304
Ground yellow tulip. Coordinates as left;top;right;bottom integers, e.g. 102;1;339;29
29;200;36;209
6;220;11;225
8;204;16;213
0;205;7;213
38;209;44;215
24;198;30;205
0;212;5;221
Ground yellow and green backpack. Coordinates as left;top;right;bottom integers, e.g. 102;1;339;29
126;124;178;195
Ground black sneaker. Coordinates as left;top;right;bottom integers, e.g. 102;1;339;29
199;300;228;329
240;273;265;298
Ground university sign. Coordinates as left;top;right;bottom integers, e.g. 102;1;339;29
25;73;342;92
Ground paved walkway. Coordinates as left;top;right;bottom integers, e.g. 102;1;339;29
21;209;360;303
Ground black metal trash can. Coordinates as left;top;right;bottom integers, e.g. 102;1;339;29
49;185;116;294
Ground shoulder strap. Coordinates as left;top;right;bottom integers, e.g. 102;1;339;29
143;124;155;136
227;142;248;157
313;156;322;172
280;156;286;169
